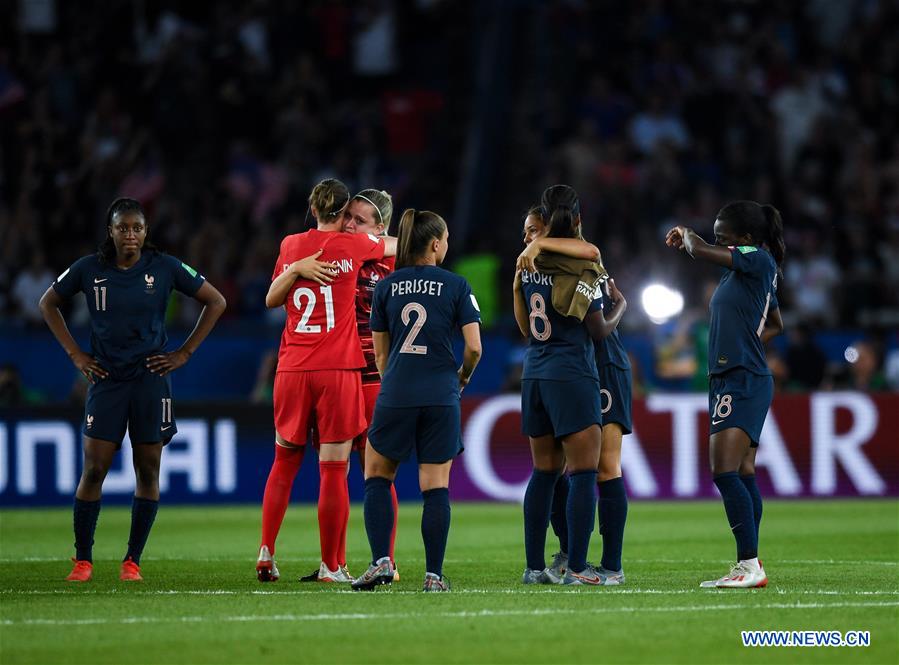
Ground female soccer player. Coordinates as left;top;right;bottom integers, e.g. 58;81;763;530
298;188;401;583
257;178;396;584
517;207;630;585
351;209;482;592
513;185;624;586
39;198;226;582
665;200;785;588
344;189;401;577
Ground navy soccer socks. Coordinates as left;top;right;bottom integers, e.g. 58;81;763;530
363;477;394;564
73;498;101;562
597;477;628;572
421;488;451;577
550;474;570;555
713;472;758;561
740;473;763;542
566;470;596;574
523;469;559;571
124;497;159;565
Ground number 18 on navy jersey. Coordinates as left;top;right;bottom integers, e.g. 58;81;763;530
370;265;481;407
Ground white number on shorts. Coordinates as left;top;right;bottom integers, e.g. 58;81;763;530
600;388;612;414
528;293;552;341
713;393;733;420
161;398;172;423
292;285;335;334
399;302;428;354
93;286;107;311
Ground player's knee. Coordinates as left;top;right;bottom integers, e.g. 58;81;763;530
597;463;621;482
134;463;160;488
81;462;108;487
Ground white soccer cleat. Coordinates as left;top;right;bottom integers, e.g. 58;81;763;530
256;545;280;582
545;551;568;584
701;559;767;589
317;561;354;583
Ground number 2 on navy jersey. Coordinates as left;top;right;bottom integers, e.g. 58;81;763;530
399;302;427;354
292;285;334;333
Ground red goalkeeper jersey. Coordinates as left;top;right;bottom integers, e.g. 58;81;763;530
273;229;385;371
355;255;396;384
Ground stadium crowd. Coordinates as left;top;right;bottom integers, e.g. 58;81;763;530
2;1;898;396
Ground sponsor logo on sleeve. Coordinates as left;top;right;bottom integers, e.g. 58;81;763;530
181;262;198;277
737;246;758;254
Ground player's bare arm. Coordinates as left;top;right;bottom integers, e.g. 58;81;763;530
760;306;784;344
382;235;398;257
585;278;627;341
372;330;390;379
38;286;109;383
458;321;482;392
147;281;227;376
265;250;339;307
512;270;529;338
665;226;733;268
516;236;601;273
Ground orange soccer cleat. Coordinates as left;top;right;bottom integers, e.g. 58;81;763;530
65;558;93;582
120;557;143;581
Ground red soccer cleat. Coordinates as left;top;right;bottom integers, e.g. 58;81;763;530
65;558;93;582
120;557;143;581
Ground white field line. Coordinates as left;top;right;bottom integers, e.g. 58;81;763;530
1;601;897;627
2;589;897;597
4;557;897;565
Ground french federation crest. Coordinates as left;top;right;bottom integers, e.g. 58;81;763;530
145;274;155;291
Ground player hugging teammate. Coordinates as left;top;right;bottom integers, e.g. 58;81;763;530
512;185;628;586
257;183;481;592
256;178;398;583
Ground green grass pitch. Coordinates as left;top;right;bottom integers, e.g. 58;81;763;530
1;500;897;664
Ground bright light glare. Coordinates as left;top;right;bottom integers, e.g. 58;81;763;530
641;283;685;324
844;346;859;363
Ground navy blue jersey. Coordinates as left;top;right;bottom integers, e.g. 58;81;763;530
370;265;481;407
520;270;602;381
708;246;779;376
594;279;631;371
52;252;205;380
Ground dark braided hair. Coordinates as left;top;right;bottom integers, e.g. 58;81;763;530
97;197;158;265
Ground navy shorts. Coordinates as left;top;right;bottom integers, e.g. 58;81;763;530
368;402;462;464
709;369;774;447
83;371;176;448
521;377;602;439
598;365;632;434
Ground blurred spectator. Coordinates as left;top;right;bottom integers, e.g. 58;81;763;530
836;340;888;392
629;95;690;155
251;349;277;403
785;234;841;326
12;253;53;326
784;324;827;390
0;364;44;406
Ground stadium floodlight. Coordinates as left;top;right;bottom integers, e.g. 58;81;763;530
844;345;860;363
641;283;684;325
